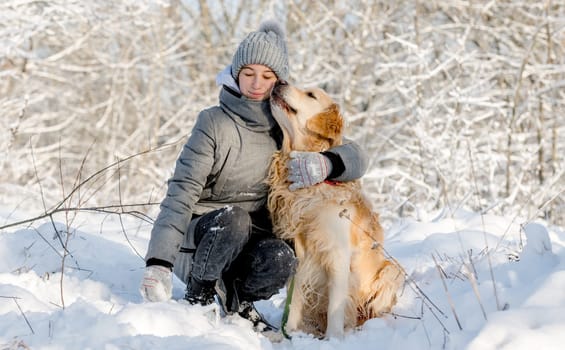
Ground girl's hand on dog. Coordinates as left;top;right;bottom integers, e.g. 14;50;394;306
287;151;332;191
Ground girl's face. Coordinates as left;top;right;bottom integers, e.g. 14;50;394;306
238;64;278;101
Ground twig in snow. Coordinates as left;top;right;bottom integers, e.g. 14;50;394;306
467;141;501;311
463;255;488;321
433;254;462;331
0;296;34;335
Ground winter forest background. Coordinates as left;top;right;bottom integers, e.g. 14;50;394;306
1;1;565;349
1;0;563;228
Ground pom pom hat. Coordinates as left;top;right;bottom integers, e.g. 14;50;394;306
231;20;289;81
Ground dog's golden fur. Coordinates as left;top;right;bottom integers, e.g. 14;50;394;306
268;82;404;338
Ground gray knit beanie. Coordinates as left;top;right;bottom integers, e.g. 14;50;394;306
231;20;289;81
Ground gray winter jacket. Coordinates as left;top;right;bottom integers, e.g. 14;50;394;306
145;86;368;267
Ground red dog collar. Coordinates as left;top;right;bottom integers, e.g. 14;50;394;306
324;180;342;186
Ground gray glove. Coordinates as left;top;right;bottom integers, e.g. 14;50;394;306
288;151;333;191
140;265;173;302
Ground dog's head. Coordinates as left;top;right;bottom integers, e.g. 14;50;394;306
270;81;343;152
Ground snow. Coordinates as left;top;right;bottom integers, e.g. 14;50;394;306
1;200;564;349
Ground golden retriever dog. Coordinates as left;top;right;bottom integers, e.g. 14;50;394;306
267;81;404;338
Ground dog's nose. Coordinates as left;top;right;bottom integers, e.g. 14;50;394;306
276;79;288;86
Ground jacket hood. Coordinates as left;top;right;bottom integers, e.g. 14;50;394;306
219;86;277;131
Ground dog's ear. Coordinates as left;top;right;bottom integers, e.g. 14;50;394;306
305;103;343;145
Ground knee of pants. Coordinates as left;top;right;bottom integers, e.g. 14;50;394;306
194;206;252;246
234;239;297;302
252;239;297;279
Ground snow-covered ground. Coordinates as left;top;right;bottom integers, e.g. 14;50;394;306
1;201;564;349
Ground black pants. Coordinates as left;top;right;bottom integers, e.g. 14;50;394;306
190;206;296;312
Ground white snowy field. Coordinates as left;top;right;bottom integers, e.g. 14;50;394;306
0;193;564;350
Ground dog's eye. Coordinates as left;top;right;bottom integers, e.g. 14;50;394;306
307;92;317;99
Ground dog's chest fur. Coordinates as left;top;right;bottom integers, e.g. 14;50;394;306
267;151;361;240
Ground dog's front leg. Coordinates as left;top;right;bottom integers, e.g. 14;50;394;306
285;276;303;332
325;250;351;338
285;238;305;333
